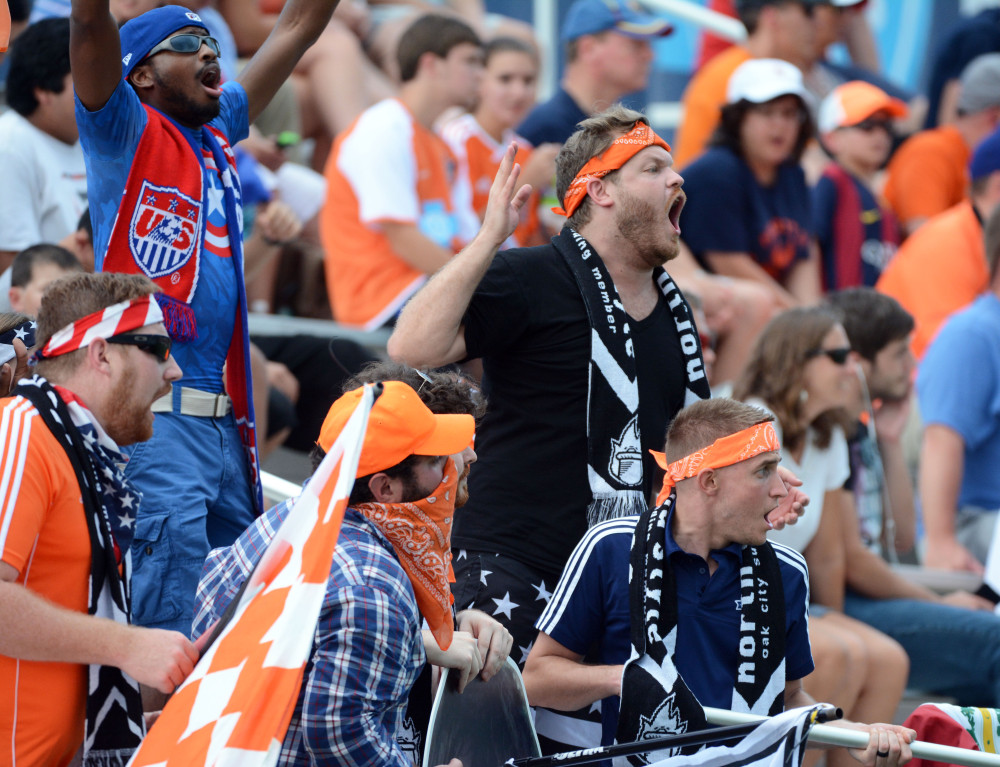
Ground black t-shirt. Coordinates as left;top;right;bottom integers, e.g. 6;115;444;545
455;230;689;577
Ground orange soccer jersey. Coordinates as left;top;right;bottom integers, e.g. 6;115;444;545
441;113;541;248
0;396;91;767
321;99;462;330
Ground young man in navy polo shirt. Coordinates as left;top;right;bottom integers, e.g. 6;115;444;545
522;397;914;767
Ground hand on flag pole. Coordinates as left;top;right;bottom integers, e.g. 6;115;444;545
127;385;380;766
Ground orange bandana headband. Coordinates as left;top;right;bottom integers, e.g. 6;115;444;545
552;122;671;218
651;421;781;507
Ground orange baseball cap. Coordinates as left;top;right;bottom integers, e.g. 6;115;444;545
318;380;475;477
817;81;908;134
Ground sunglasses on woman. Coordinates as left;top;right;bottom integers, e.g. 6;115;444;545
145;33;221;60
107;333;173;363
806;346;853;365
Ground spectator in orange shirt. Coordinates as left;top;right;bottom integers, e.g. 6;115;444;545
883;53;1000;237
877;126;1000;359
673;0;817;170
320;14;483;330
441;37;559;249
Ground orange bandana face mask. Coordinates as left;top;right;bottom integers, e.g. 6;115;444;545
354;457;460;651
651;422;781;507
553;122;672;218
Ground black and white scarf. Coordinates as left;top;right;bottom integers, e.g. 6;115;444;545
15;376;145;766
558;229;711;527
615;494;786;765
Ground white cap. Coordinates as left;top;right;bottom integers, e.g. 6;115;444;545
726;58;813;106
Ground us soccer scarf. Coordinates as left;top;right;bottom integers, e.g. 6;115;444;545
558;228;711;527
102;104;262;512
616;494;785;765
15;376;145;767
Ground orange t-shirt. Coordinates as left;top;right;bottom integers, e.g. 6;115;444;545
673;45;751;170
440;113;541;248
0;396;91;767
876;201;986;358
320;99;462;330
883;125;970;231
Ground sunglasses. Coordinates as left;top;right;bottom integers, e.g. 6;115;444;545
806;346;853;365
848;117;893;134
107;333;173;363
145;33;221;60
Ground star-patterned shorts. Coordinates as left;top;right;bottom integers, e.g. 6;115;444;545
451;549;561;668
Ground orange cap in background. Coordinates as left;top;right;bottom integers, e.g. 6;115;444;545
318;381;475;477
818;81;909;134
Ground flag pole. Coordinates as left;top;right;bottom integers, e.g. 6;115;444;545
506;721;762;767
507;706;842;767
705;707;1000;767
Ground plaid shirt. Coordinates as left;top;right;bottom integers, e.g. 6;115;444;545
193;498;426;766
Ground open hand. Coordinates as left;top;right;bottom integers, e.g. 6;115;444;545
480;143;533;249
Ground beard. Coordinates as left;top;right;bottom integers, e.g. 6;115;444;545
454;463;472;508
152;66;221;128
614;189;679;268
103;366;158;446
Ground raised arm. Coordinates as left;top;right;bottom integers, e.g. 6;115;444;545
236;0;341;123
387;143;531;369
69;0;125;110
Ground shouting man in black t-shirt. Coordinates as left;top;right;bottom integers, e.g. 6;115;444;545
388;106;709;661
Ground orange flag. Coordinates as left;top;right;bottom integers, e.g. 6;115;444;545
128;384;376;766
1;0;11;53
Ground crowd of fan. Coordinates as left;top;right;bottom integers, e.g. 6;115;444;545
4;0;1000;764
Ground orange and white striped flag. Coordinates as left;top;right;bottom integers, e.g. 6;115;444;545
128;385;376;766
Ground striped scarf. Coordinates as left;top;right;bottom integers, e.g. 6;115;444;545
14;376;145;766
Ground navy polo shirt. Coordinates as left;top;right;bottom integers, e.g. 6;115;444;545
537;511;813;749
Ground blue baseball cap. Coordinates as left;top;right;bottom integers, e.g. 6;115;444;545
119;5;209;78
560;0;673;43
970;126;1000;182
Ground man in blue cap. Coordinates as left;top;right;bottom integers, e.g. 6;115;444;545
69;0;344;638
518;0;672;147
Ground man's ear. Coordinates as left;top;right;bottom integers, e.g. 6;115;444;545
585;177;615;209
8;287;23;314
128;62;155;91
87;337;115;376
33;86;56;109
368;472;403;504
696;467;719;496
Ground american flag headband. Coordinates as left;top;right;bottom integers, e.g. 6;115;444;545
34;295;165;361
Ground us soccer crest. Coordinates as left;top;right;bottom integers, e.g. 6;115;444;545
129;181;201;279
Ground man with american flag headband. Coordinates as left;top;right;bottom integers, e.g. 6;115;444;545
0;272;196;767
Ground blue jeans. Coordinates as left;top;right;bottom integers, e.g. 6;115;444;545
125;410;256;635
844;590;1000;705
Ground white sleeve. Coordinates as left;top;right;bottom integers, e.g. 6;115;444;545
825;427;851;492
336;101;419;225
0;146;44;251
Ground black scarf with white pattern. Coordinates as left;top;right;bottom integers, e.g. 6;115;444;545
615;493;785;765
